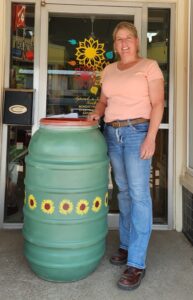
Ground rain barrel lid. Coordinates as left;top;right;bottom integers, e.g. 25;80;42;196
40;118;98;127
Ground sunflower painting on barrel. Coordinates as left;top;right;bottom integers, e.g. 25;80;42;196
76;199;89;215
59;199;73;215
28;194;37;210
92;197;102;212
41;199;55;214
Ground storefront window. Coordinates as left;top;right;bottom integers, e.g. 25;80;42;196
4;3;35;222
151;130;168;223
47;15;134;117
4;126;31;223
10;4;35;89
147;8;170;223
147;8;170;123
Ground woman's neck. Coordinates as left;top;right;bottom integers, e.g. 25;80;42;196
118;56;141;70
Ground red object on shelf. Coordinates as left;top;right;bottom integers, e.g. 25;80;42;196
15;5;26;29
25;50;34;61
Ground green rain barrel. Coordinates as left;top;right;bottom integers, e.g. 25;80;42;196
23;118;109;282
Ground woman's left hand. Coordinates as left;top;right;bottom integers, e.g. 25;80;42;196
140;77;164;160
140;136;156;160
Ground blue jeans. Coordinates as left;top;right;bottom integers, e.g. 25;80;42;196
104;122;152;269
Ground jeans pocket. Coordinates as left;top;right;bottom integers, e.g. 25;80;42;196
131;122;149;133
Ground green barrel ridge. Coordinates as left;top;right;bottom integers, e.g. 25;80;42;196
23;118;109;282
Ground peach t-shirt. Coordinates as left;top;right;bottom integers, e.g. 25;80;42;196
101;58;164;122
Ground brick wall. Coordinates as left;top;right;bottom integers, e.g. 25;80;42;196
183;187;193;245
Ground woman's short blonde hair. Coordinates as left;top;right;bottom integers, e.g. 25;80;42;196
112;21;138;41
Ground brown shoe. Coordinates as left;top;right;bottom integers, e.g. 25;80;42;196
117;266;146;290
110;248;128;265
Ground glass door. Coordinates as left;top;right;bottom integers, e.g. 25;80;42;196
38;3;142;228
147;8;172;227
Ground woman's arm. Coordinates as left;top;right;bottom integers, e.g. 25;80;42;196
140;78;164;160
88;91;107;121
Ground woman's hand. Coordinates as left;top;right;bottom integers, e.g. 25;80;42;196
140;78;164;160
87;111;101;121
140;136;156;160
87;92;107;121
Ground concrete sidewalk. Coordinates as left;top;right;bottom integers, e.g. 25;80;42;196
0;229;192;300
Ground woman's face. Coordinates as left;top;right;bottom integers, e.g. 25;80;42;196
114;27;139;60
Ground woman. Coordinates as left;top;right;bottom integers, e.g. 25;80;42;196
88;22;164;290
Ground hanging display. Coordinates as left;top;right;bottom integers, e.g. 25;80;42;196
15;5;26;29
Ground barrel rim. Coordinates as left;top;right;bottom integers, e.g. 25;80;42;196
40;118;98;127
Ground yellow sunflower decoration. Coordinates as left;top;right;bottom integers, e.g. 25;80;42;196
90;85;99;95
105;192;108;207
76;199;89;215
59;199;73;215
28;194;37;210
95;60;110;71
41;199;55;214
92;197;102;213
75;37;105;68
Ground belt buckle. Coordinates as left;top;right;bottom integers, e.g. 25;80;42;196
112;121;120;127
117;121;121;127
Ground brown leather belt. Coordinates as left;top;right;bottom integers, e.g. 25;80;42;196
106;118;149;128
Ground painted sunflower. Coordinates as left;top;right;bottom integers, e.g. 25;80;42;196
41;199;55;214
92;196;102;212
59;199;73;215
28;194;37;210
75;37;105;68
96;60;110;71
76;199;89;215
